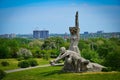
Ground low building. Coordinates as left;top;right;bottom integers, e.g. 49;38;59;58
0;33;16;38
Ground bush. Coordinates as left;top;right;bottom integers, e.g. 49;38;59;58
102;67;112;72
28;59;38;67
0;69;6;80
17;57;24;61
1;61;9;66
18;60;30;68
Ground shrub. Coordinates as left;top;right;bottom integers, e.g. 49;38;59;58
0;69;6;80
102;67;112;72
17;57;24;61
28;59;38;67
18;60;30;68
1;61;9;66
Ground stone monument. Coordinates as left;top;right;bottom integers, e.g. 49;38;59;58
50;11;105;72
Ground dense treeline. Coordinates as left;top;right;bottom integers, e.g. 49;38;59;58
0;37;120;71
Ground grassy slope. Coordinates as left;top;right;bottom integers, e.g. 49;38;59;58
0;58;49;70
3;66;120;80
0;59;19;70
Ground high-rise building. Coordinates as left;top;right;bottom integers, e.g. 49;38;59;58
33;30;49;39
84;32;89;34
97;31;104;34
33;30;40;39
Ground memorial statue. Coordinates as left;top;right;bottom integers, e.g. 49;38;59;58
50;11;105;72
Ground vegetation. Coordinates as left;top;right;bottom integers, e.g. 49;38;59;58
18;60;30;68
0;59;19;70
0;69;6;80
0;58;49;70
1;61;9;66
3;66;120;80
79;38;120;71
17;48;33;59
0;37;120;80
28;59;38;67
0;37;120;71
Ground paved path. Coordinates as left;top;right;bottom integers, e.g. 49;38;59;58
5;63;64;73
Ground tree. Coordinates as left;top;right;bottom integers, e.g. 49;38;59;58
7;39;19;58
97;39;116;59
29;39;43;49
17;48;33;59
41;37;65;50
104;46;120;71
81;49;101;63
0;45;10;59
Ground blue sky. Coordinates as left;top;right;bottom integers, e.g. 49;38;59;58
0;0;120;34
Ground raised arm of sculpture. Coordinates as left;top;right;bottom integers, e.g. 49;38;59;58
75;11;79;28
75;11;80;39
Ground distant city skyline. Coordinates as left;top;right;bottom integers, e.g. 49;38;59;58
0;0;120;34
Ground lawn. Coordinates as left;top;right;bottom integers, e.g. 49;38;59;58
3;66;120;80
0;58;50;70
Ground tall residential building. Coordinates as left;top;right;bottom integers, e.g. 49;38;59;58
33;30;49;39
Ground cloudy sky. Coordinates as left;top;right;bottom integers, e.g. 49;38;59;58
0;0;120;34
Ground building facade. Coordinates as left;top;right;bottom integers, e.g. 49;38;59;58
33;30;49;39
0;34;16;38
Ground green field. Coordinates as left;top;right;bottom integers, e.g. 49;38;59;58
3;66;120;80
0;58;49;70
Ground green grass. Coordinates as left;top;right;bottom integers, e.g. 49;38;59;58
3;66;120;80
0;58;50;70
0;59;19;70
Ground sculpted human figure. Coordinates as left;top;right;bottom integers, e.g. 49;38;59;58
50;47;89;72
69;11;80;56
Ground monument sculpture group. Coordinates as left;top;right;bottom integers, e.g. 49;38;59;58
50;11;105;72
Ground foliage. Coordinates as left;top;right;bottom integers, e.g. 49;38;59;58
18;59;38;68
42;50;50;60
78;39;89;51
29;39;43;48
18;60;30;68
28;59;38;67
17;57;24;61
0;69;6;80
17;48;33;59
102;67;112;72
0;37;120;71
1;61;9;66
41;37;65;50
104;46;120;71
0;45;10;59
50;49;59;58
81;49;101;63
0;38;31;58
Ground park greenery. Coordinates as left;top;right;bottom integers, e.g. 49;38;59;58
2;66;120;80
0;37;120;71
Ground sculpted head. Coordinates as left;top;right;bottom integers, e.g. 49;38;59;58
60;47;66;53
